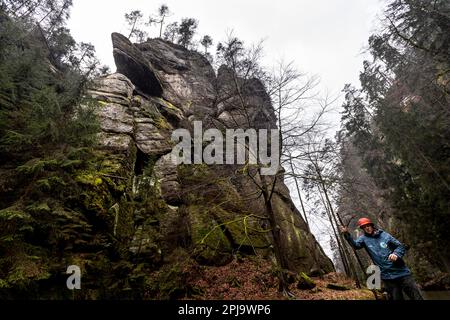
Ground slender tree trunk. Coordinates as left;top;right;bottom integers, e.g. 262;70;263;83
159;16;165;38
128;19;137;39
317;173;366;277
260;175;290;293
317;186;350;274
316;168;361;288
289;158;310;232
38;6;55;25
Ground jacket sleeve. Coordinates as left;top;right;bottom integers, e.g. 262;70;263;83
343;232;364;250
387;233;407;258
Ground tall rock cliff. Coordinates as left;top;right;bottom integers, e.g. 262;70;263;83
88;33;333;279
0;32;333;299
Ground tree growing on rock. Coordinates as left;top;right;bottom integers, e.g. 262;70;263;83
148;4;170;38
163;21;178;42
125;9;147;42
200;35;213;54
176;18;198;49
200;35;213;62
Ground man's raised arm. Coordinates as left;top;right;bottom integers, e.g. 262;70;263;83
340;226;364;250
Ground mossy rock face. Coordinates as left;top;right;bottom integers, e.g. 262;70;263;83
75;149;136;241
187;205;233;266
129;224;163;265
178;164;271;258
214;207;270;250
146;264;190;299
152;97;183;126
185;200;272;265
158;206;190;255
272;195;334;274
128;159;171;264
0;143;142;298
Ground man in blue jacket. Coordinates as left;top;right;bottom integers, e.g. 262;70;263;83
340;217;423;300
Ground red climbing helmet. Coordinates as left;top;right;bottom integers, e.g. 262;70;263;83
357;217;373;228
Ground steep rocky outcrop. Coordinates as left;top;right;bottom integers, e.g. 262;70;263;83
83;33;334;297
136;36;216;115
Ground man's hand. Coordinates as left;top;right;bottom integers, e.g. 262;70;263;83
339;226;349;234
388;254;398;262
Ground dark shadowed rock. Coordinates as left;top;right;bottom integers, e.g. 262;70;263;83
297;272;317;290
136;38;216;110
112;33;163;97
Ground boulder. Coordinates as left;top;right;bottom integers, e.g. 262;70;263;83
88;73;134;106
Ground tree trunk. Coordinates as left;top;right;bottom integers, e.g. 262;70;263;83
260;176;290;293
289;158;311;232
317;186;351;274
316;169;361;288
159;17;164;38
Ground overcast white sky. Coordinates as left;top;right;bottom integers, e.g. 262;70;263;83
68;0;384;102
67;0;385;259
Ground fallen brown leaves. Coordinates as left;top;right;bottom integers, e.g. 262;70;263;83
183;256;375;300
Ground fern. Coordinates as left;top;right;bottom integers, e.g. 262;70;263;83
0;207;31;222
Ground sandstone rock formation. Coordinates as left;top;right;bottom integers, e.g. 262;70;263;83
88;33;334;279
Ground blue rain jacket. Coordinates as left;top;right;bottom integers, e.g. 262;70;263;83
344;229;411;280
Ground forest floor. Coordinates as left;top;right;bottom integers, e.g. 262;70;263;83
185;256;375;300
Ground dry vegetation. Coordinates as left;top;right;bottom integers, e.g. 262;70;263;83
184;256;374;300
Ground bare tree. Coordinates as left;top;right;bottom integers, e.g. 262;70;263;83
125;10;146;42
148;4;170;38
300;133;367;287
163;21;178;43
211;36;335;295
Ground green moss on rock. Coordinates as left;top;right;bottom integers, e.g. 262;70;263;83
187;205;233;265
297;272;316;290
